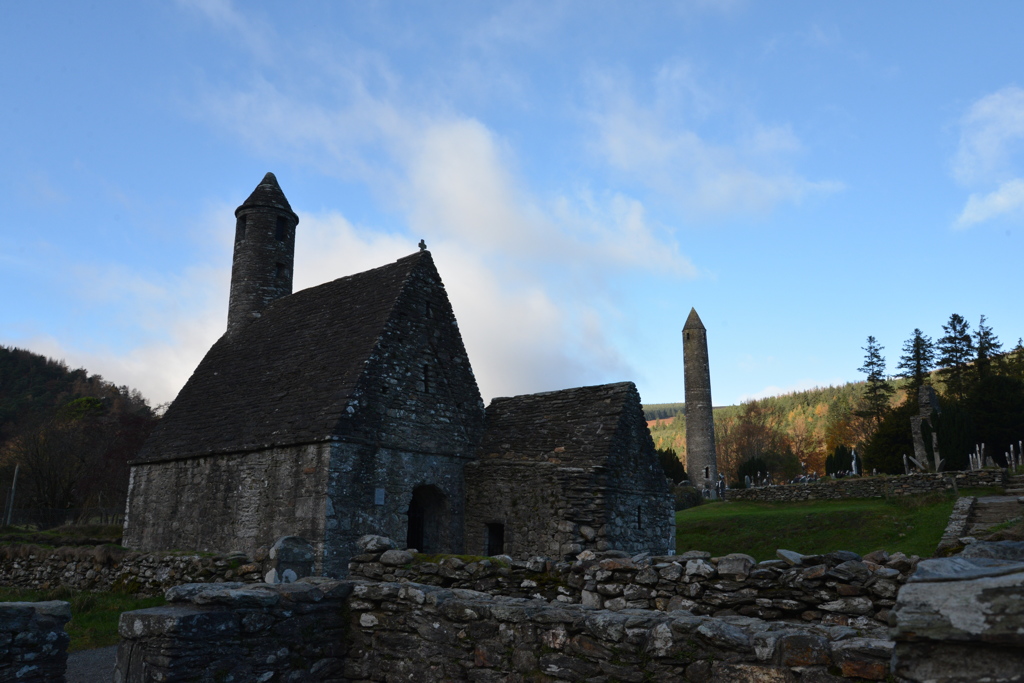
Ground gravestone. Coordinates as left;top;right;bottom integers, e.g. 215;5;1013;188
264;536;314;584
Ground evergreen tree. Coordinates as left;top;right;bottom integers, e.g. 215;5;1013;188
973;315;1002;380
896;328;935;395
937;314;974;402
826;445;854;476
656;448;688;484
857;336;893;423
1006;338;1024;383
861;398;918;474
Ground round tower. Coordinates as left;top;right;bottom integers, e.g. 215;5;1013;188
227;172;299;334
683;308;719;497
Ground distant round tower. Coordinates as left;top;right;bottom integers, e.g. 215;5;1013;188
227;173;299;333
683;308;718;497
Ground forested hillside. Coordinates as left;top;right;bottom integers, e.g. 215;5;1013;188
0;346;159;519
647;315;1024;483
645;381;884;481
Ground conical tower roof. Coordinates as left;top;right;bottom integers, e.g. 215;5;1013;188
236;172;295;215
683;307;705;330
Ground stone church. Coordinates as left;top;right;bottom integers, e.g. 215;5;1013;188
123;173;674;576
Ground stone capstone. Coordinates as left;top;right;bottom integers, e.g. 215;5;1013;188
891;540;1024;683
356;535;397;554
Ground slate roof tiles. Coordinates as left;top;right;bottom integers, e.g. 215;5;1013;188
478;382;639;465
137;251;429;462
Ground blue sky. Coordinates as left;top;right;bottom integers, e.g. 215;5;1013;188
2;1;1023;408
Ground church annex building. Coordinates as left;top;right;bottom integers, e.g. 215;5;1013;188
123;174;674;576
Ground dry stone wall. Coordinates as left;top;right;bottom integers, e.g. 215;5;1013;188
729;469;1006;503
114;580;351;682
891;540;1024;683
0;546;262;595
348;540;919;632
0;600;70;682
115;578;895;682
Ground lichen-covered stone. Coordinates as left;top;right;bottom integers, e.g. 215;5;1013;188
0;601;71;683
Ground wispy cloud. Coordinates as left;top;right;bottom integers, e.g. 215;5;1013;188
955;179;1024;228
177;0;274;61
738;378;836;402
586;66;842;218
952;86;1024;227
64;0;697;403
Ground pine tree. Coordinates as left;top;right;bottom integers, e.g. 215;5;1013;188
937;314;974;402
858;336;894;423
896;328;935;395
973;314;1002;380
1007;338;1024;382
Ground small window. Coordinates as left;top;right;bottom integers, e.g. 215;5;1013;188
236;216;246;241
275;216;287;241
685;332;690;341
422;365;432;393
275;262;287;279
637;506;643;530
704;466;710;480
486;523;505;556
425;301;434;319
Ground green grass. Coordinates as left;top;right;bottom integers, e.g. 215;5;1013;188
676;492;964;561
0;586;165;652
0;524;123;547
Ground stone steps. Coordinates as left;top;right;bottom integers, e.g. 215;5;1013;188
1004;474;1024;496
966;496;1024;534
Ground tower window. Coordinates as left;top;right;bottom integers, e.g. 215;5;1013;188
685;332;690;341
425;301;434;319
422;365;432;393
275;216;287;241
637;506;643;530
275;262;287;279
236;216;246;241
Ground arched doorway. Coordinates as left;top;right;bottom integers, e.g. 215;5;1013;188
406;485;447;553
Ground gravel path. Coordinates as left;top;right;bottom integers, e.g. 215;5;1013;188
66;645;117;683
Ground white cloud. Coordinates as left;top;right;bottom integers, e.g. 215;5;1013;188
738;378;833;402
23;261;229;407
953;86;1024;185
295;213;633;401
34;0;701;406
955;179;1024;228
951;86;1024;227
587;69;842;217
177;0;274;61
184;42;699;400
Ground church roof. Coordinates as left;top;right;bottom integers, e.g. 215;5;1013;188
477;382;640;465
137;251;430;462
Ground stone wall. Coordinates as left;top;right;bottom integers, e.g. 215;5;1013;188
114;580;351;682
117;578;895;681
324;442;472;576
0;600;71;682
0;546;262;595
891;540;1024;683
123;442;333;571
934;495;976;555
348;541;919;631
728;469;1006;503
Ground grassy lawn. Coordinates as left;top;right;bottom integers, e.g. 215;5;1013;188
0;586;164;652
0;524;123;548
675;491;983;561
